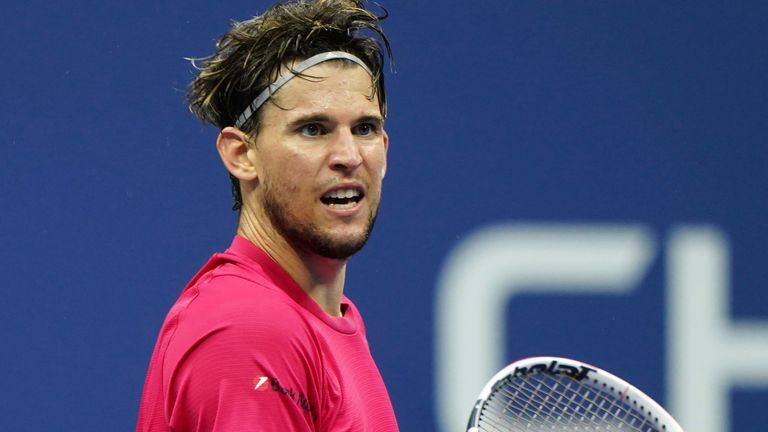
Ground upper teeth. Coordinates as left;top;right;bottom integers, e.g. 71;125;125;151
326;189;360;199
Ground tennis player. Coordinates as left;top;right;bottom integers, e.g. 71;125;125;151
136;0;398;430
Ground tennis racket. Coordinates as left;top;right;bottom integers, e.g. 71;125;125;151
466;356;684;431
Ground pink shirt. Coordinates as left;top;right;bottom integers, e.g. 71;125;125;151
137;236;399;432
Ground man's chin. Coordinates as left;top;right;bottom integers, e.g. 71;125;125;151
263;190;379;260
303;233;370;260
301;213;378;260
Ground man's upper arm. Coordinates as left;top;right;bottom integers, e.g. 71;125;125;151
163;297;322;432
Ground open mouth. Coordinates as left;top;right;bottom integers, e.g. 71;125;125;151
320;188;364;209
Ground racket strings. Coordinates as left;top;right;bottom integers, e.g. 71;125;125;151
483;380;650;431
498;377;651;431
477;373;661;431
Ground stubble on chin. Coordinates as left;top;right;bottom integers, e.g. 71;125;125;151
260;182;379;260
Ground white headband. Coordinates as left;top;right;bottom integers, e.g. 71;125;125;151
234;51;373;128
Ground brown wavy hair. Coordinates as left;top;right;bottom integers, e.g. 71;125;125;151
187;0;392;210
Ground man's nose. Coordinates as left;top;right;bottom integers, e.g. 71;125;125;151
328;129;363;172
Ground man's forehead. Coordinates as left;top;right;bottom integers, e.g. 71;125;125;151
267;65;381;113
273;105;384;126
235;52;378;129
276;62;375;92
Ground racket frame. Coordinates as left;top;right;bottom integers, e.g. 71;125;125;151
466;356;684;432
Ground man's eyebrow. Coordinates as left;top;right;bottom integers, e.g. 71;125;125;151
286;114;332;128
286;113;384;128
357;114;384;125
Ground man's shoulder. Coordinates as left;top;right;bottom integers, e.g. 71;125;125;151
198;261;288;302
158;271;319;371
182;266;310;332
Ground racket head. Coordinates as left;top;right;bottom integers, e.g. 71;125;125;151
466;356;684;432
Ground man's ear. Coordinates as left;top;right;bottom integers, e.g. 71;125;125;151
381;130;389;178
216;126;259;181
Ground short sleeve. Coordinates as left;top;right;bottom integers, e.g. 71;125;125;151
162;288;323;432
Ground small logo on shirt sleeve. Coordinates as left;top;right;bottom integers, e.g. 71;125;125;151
252;375;318;421
253;376;270;391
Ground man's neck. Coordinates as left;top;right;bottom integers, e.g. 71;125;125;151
237;211;347;317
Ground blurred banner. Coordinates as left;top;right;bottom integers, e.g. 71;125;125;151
434;224;768;432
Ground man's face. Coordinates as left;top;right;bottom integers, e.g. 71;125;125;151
250;62;388;260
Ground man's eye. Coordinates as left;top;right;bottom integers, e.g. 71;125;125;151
354;123;377;136
300;124;324;136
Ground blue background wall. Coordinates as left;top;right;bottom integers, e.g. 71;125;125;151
2;1;766;431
